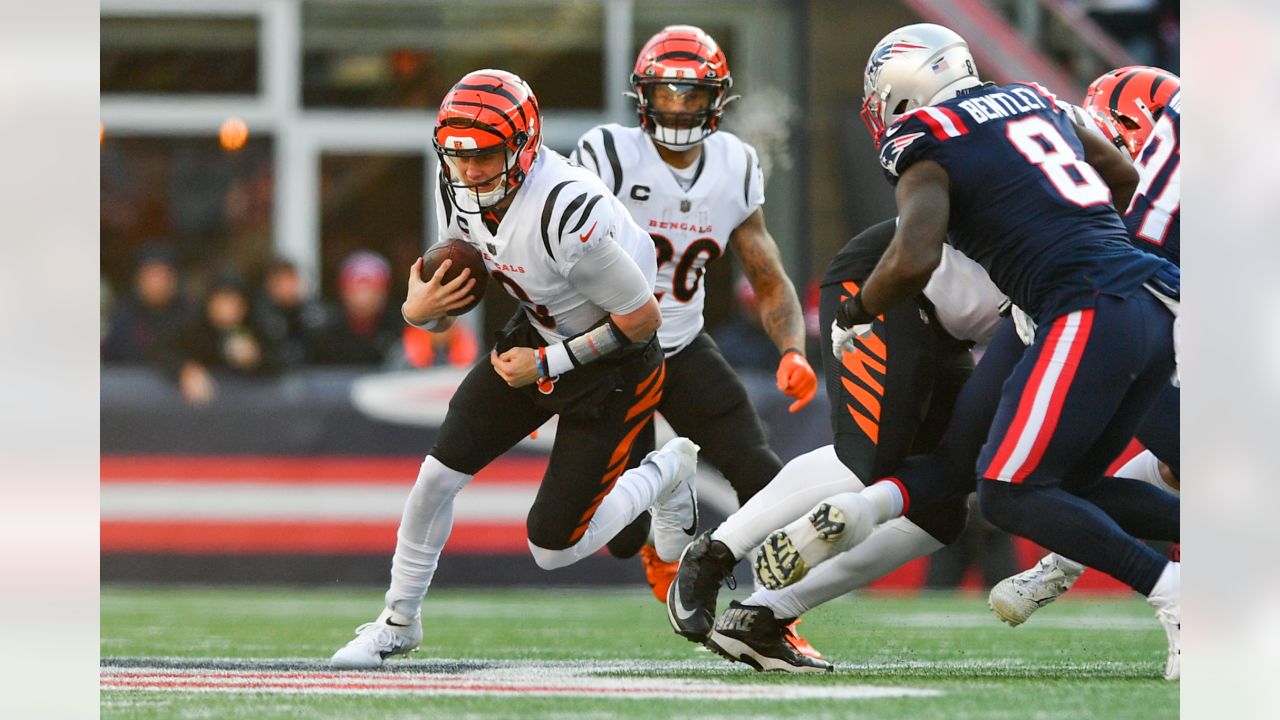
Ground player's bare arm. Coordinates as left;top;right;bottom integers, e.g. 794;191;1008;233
493;298;660;388
729;207;817;411
402;257;476;330
729;208;806;355
1074;119;1139;211
859;160;951;317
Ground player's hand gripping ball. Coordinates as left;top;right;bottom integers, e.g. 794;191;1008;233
421;239;488;315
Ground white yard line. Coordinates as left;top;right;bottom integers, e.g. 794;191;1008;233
101;658;942;700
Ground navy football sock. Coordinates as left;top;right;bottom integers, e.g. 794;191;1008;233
1071;476;1179;542
977;479;1166;595
894;452;972;509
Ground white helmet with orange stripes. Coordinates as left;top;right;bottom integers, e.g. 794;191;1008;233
861;23;982;148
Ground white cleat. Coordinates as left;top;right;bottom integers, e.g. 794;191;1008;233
755;492;876;590
649;437;701;562
988;553;1084;627
330;609;422;669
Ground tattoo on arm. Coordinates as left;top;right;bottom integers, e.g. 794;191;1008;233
731;212;805;354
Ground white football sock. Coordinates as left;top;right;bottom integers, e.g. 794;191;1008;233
745;517;943;619
1048;553;1085;577
1115;449;1179;496
711;445;866;560
386;455;473;621
1147;561;1179;608
528;458;666;570
861;479;905;524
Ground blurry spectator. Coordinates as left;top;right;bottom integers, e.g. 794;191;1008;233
252;258;326;368
167;271;279;405
925;493;1019;590
399;323;479;369
710;275;782;373
309;251;404;366
102;243;190;365
1082;0;1160;67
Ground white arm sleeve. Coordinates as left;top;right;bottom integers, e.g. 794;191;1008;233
566;239;653;317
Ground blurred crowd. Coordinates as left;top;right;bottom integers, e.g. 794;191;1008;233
100;243;478;405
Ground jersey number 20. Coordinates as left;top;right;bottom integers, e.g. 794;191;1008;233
1005;116;1111;208
651;233;722;302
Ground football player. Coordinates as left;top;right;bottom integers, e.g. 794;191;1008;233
331;70;702;668
757;24;1182;679
667;217;1006;672
573;26;816;603
990;67;1182;626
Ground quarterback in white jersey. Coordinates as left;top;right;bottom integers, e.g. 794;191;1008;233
573;28;819;631
433;146;657;345
332;70;702;669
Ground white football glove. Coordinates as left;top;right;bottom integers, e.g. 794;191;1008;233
830;318;874;359
1011;305;1038;347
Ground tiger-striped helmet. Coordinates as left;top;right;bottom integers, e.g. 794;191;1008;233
434;69;541;211
630;25;737;150
1083;66;1180;159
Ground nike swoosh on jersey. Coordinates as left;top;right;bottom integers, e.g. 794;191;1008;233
579;221;598;243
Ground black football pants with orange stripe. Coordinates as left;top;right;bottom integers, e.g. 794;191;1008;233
606;332;786;559
430;317;664;553
818;280;974;544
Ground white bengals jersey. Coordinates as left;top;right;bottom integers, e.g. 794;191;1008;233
434;149;656;344
573;124;764;354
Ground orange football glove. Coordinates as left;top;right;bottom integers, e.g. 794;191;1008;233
776;349;817;413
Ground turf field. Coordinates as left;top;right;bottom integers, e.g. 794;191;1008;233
101;585;1178;719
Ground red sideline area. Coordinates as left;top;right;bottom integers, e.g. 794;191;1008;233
102;454;1153;592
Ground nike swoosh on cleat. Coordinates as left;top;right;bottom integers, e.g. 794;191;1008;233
682;487;698;535
579;221;598;243
670;584;702;621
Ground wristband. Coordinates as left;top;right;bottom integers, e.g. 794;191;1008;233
544;342;574;377
535;347;549;378
835;294;874;329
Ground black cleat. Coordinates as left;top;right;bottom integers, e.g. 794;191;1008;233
666;532;737;643
705;601;834;673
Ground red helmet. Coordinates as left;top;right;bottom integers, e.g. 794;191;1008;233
1083;66;1180;159
433;69;541;211
630;25;737;150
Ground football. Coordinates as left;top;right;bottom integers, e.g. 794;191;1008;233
421;239;488;316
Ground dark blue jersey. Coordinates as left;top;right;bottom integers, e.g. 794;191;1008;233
1124;91;1180;266
879;82;1177;321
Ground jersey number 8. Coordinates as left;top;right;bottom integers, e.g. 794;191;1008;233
1005;116;1111;208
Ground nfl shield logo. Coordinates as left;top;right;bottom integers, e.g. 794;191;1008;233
486;242;497;255
680;199;691;213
